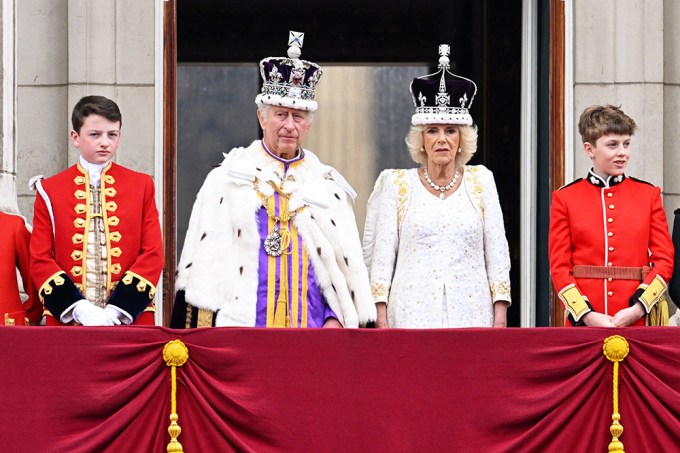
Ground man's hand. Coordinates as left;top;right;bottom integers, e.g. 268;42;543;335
72;301;111;326
323;318;343;328
375;302;388;328
103;306;124;325
611;303;645;327
582;311;616;327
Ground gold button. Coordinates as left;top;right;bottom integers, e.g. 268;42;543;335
609;247;614;252
607;193;613;198
608;232;614;237
609;204;615;209
608;291;613;296
608;277;613;282
608;218;613;223
608;262;613;266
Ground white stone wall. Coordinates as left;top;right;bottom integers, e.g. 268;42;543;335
573;0;666;186
15;0;158;222
663;0;680;321
664;0;680;217
0;0;19;215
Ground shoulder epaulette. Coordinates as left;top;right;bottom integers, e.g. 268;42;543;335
557;178;583;190
629;176;654;186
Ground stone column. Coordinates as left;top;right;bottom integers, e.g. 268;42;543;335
573;0;665;186
15;0;158;221
16;0;69;221
66;0;156;175
0;0;19;215
663;1;680;215
663;0;680;321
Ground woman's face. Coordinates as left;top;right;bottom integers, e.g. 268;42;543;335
422;124;460;167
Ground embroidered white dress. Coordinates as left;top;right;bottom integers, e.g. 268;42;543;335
364;166;511;328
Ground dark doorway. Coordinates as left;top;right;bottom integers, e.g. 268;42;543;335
175;0;523;326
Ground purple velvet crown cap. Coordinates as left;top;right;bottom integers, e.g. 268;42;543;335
410;44;477;126
255;31;323;112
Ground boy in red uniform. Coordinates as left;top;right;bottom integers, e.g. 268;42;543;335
549;105;674;327
30;95;163;326
0;211;42;325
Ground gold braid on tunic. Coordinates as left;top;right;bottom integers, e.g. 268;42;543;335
253;178;306;327
86;184;109;308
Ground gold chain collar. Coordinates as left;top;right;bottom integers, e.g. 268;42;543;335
253;178;306;222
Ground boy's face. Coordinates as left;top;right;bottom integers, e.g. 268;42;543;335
70;114;121;165
584;133;631;179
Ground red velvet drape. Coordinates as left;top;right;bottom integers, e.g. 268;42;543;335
2;327;680;452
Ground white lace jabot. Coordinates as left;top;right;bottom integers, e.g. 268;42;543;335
79;156;109;187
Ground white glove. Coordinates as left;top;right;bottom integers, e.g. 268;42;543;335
103;306;125;325
72;300;114;326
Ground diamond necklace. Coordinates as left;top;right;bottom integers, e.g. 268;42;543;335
423;166;459;200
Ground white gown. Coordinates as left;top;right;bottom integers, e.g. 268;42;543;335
363;167;511;328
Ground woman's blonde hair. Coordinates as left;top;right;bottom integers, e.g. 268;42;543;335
405;124;478;166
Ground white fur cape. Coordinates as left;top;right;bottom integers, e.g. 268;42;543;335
175;140;376;327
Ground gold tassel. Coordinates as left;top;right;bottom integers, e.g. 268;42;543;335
603;335;629;453
163;340;189;453
273;297;288;327
272;198;293;328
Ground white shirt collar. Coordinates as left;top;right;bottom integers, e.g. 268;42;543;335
79;156;110;187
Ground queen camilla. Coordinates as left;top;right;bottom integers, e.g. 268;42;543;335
363;45;512;328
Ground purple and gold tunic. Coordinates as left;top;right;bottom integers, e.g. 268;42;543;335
255;144;336;327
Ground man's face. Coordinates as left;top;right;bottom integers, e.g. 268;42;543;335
257;106;311;158
71;114;121;164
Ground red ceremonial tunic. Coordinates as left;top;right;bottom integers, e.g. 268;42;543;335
549;172;674;326
30;162;163;325
0;212;42;325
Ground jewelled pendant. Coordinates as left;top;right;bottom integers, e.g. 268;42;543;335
264;228;284;257
439;192;445;200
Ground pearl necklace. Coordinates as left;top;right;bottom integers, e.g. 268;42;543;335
423;166;459;199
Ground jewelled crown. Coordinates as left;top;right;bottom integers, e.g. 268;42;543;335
410;44;477;126
255;31;323;112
